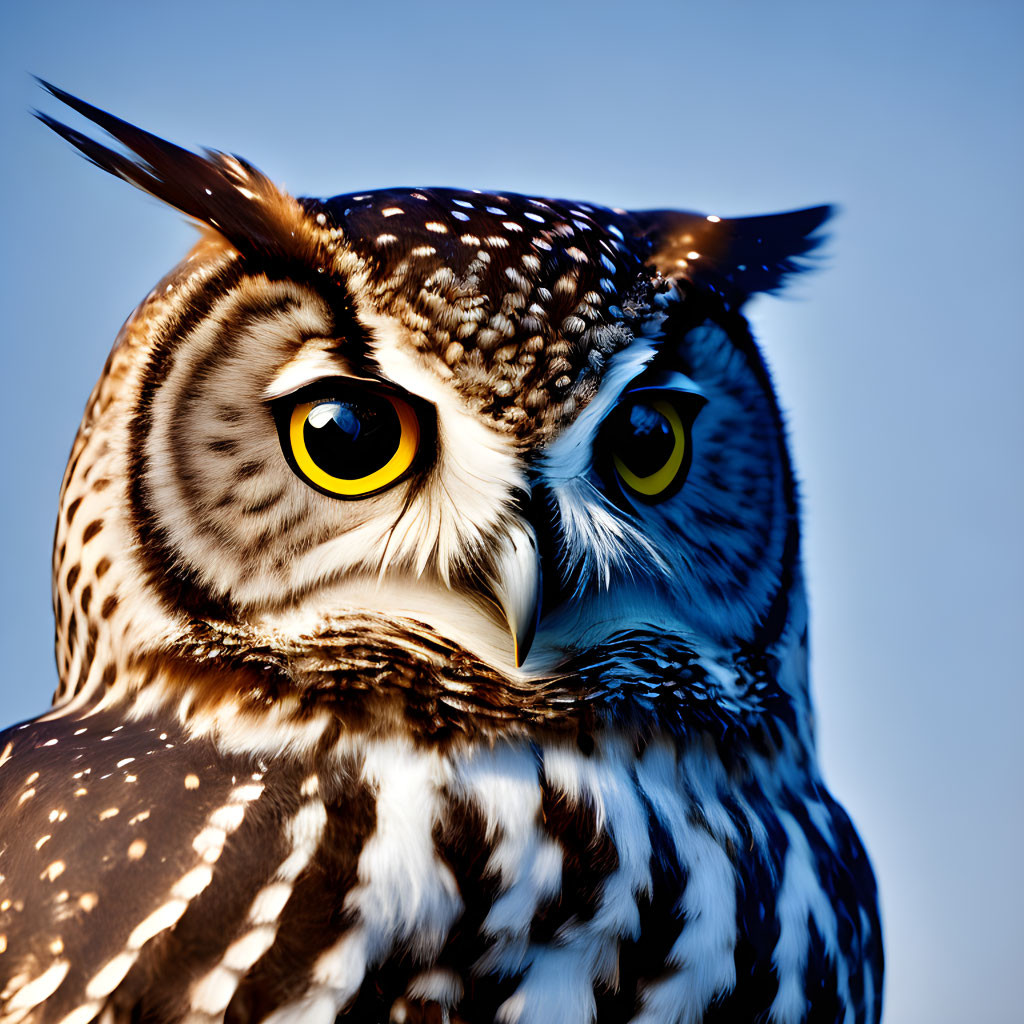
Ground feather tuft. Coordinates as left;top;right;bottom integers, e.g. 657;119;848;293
630;204;833;305
34;79;331;265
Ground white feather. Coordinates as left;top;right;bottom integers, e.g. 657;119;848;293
769;811;846;1024
631;742;738;1024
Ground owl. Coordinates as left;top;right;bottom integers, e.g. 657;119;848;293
0;82;882;1024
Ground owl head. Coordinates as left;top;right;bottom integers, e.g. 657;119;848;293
39;83;828;751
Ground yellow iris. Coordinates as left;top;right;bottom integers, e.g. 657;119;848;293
288;395;420;497
612;398;688;498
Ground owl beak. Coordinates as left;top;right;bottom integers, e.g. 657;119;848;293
488;521;543;668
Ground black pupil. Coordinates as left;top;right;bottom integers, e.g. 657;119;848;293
303;394;401;479
615;402;675;478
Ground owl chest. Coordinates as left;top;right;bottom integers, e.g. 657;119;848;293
0;710;879;1024
263;732;880;1023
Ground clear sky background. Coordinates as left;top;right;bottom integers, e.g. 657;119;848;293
1;2;1021;1021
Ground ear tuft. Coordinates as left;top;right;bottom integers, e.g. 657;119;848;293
629;205;833;305
34;79;326;265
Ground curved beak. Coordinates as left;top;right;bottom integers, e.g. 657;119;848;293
486;519;543;668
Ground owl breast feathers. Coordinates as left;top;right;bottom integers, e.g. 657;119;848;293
0;83;882;1024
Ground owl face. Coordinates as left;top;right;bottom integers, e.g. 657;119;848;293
40;84;825;718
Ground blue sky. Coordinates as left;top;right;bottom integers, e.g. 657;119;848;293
1;2;1021;1020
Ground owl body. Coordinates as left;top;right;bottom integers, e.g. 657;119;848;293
0;86;882;1024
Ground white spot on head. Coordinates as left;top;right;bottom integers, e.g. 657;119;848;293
127;839;147;860
42;739;58;747
410;245;437;257
425;222;448;233
99;807;119;820
116;758;135;768
381;207;404;217
376;233;398;245
34;834;51;851
707;214;721;222
79;892;98;912
184;774;200;790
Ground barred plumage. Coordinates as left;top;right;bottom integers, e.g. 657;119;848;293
0;82;882;1024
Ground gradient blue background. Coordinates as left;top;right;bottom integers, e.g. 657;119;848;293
2;2;1021;1020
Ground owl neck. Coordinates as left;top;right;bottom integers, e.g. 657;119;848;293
51;595;815;776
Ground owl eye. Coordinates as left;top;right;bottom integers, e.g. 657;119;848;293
278;383;421;498
606;392;705;502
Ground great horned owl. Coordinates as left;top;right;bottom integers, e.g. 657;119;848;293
0;82;882;1024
